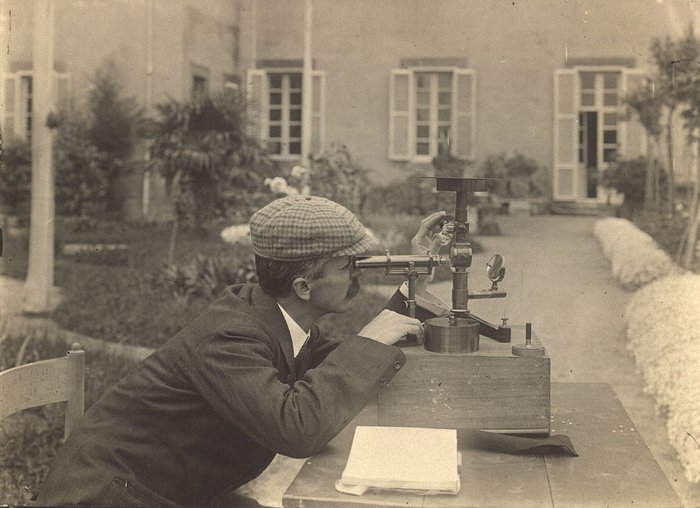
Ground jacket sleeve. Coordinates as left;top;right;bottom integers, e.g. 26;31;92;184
187;327;406;459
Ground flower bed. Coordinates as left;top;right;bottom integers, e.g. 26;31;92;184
595;217;699;482
593;217;680;290
624;273;700;483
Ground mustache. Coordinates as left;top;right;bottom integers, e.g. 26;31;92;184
346;277;360;299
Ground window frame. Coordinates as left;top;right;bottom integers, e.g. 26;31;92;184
246;67;326;162
389;66;476;163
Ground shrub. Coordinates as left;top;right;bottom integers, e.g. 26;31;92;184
54;105;109;217
161;253;257;300
310;143;371;214
0;141;31;215
87;59;143;213
601;157;666;210
478;153;549;199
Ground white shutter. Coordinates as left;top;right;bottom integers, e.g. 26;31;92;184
1;73;19;140
620;68;647;159
389;69;412;160
453;69;475;159
311;70;325;157
553;69;578;200
246;69;267;142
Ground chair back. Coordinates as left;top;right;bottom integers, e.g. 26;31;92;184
0;342;85;439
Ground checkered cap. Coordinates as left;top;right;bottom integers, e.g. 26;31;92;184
249;196;376;261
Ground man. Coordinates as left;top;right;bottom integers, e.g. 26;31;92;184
37;196;449;507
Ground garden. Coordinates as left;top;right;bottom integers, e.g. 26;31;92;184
3;27;700;505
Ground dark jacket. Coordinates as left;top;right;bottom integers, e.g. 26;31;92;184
37;284;407;506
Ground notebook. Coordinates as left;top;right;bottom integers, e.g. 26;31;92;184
335;426;461;496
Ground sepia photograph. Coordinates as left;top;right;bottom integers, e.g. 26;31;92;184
1;0;699;506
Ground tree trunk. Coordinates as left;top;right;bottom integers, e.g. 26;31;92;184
644;136;655;210
167;214;179;265
680;141;700;269
665;106;676;215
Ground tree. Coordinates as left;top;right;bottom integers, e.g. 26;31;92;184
87;59;143;214
148;89;269;263
623;78;663;210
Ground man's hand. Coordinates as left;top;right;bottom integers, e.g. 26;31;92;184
411;210;452;256
358;309;425;346
410;211;453;287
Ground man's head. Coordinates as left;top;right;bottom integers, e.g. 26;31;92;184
249;196;374;312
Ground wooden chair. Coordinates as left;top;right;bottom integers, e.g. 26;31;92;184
0;342;85;439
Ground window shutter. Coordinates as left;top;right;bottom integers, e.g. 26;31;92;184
620;69;647;159
311;70;325;157
246;69;267;142
453;69;475;160
53;72;71;109
389;69;412;160
1;74;18;139
553;69;578;200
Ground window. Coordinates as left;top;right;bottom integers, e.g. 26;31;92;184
1;71;70;142
389;68;475;161
246;68;326;160
267;72;303;156
191;64;210;102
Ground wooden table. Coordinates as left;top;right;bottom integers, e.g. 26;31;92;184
283;383;682;507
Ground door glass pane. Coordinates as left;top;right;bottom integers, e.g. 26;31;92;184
580;72;595;90
416;91;429;104
269;109;281;121
603;72;618;89
603;92;617;106
416;108;429;121
270;93;282;105
581;92;594;106
289;125;301;138
416;125;429;138
603;130;617;144
603;113;617;125
603;148;617;162
415;73;429;87
416;142;430;155
289;142;301;154
269;125;281;138
438;91;451;105
290;109;302;121
290;92;302;105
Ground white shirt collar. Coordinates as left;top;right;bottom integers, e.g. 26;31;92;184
276;303;310;357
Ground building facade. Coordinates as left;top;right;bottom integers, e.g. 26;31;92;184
246;0;697;205
1;0;245;219
1;0;697;216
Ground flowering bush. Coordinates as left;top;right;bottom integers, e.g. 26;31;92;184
220;224;252;246
161;254;257;300
593;217;681;289
624;273;700;482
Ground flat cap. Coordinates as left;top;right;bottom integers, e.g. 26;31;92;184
249;196;375;261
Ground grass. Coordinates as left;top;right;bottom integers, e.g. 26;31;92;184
0;328;138;505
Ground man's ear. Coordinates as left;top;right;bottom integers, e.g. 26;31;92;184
291;277;311;301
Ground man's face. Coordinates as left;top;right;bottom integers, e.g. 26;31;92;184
307;256;361;314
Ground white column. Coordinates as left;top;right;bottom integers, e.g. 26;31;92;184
24;0;56;314
301;0;313;164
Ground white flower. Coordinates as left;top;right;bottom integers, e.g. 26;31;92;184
220;224;251;245
266;176;289;194
290;165;308;179
284;186;299;196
